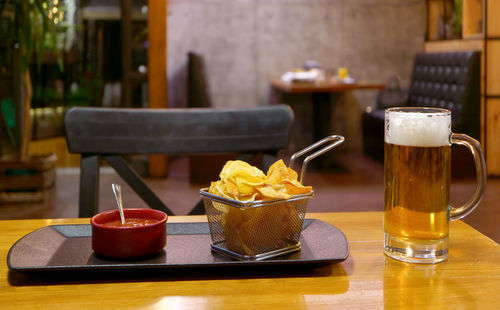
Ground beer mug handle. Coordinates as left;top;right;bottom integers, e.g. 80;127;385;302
449;133;487;221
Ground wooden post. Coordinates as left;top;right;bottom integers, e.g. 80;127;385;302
20;70;32;162
147;0;168;177
120;0;132;108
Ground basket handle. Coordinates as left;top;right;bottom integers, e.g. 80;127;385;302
289;135;345;183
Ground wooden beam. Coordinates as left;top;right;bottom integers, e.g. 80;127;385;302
463;0;484;38
424;39;483;52
147;0;168;177
121;0;132;107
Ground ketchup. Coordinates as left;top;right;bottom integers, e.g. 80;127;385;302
102;218;159;227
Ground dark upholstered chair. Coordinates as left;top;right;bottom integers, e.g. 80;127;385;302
187;51;211;108
65;105;294;217
362;51;481;163
187;51;216;183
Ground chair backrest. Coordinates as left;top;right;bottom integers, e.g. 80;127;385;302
408;51;481;139
187;51;211;108
65;105;294;217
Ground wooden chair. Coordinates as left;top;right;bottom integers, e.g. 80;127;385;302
64;105;294;217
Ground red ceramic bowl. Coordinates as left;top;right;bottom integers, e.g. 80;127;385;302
91;208;167;259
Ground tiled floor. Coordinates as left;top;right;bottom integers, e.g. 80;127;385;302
0;152;498;243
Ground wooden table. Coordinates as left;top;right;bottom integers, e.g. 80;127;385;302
270;79;386;94
271;80;385;168
270;79;385;141
1;212;499;309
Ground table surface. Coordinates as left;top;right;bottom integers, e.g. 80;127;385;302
1;212;499;309
271;79;386;94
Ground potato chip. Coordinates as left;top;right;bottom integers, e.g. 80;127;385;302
238;204;297;255
206;159;313;256
223;206;245;252
210;160;266;201
256;184;291;200
284;180;312;196
265;159;297;185
264;159;312;198
208;159;312;202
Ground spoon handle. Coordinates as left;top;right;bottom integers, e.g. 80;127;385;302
112;184;126;225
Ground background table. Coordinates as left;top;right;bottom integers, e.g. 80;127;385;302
271;80;385;168
270;79;386;94
1;212;499;309
271;79;385;140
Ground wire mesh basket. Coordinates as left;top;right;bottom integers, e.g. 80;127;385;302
200;135;345;260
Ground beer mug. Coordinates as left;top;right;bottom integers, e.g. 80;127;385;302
384;107;486;263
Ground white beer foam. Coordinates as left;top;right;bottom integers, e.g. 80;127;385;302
385;111;450;147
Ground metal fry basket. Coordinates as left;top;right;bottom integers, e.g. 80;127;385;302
200;135;345;260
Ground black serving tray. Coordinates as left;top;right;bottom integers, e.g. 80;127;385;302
7;219;348;272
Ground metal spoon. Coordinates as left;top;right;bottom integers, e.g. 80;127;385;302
112;183;126;225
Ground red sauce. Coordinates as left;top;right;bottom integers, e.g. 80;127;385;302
102;218;159;227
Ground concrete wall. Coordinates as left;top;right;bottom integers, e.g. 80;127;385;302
168;0;426;109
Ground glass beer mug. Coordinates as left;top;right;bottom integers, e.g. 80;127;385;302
384;107;486;263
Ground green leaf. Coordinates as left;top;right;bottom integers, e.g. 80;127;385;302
6;0;61;72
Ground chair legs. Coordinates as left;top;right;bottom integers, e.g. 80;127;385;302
79;155;100;218
78;153;281;217
103;155;174;216
188;200;205;215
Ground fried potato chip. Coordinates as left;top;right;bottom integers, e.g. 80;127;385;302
264;159;312;198
209;160;266;201
206;159;312;256
256;184;291;200
284;180;312;196
238;204;298;255
265;159;296;185
208;159;312;202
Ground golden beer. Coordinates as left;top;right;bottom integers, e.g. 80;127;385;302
384;142;450;241
384;107;485;263
384;107;453;263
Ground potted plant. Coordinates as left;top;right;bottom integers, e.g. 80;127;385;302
0;0;59;161
0;0;61;202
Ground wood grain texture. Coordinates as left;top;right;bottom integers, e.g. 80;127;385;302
147;0;168;177
485;99;500;174
270;79;385;94
423;39;483;52
485;40;500;175
427;2;500;176
1;212;498;309
486;41;500;95
427;0;444;41
463;0;484;38
486;0;500;37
